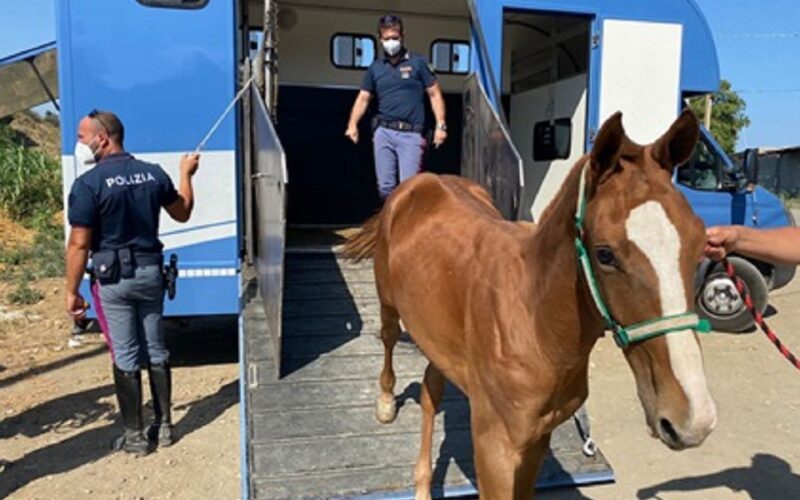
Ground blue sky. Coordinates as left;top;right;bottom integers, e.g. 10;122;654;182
0;0;798;149
0;0;55;59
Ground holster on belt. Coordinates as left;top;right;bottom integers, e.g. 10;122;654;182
163;254;178;300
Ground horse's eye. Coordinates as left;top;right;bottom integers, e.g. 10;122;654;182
595;247;618;268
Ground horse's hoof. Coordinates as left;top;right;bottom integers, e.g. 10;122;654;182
375;394;397;424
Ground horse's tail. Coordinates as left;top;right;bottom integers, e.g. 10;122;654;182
342;214;381;262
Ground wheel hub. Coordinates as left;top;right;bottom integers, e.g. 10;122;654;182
702;276;744;316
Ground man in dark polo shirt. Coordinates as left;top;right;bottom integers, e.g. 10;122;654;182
345;14;447;199
65;109;200;455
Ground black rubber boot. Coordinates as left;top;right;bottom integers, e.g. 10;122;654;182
112;365;151;456
147;362;174;447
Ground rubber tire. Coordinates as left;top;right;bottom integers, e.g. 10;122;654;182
696;256;769;333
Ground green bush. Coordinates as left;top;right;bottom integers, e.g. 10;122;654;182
0;119;65;284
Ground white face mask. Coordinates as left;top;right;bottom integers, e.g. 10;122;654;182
382;39;402;56
74;139;98;166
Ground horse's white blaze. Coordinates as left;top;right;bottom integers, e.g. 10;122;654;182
626;201;716;433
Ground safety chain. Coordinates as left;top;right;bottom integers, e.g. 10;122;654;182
722;258;800;371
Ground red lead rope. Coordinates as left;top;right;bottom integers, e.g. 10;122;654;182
722;258;800;371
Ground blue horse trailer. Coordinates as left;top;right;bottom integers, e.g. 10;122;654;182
0;0;787;498
56;0;243;317
38;0;791;331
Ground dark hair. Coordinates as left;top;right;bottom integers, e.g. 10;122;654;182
88;109;125;145
378;14;403;34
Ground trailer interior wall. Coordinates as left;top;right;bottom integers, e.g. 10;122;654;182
246;0;470;224
248;1;468;92
502;11;590;221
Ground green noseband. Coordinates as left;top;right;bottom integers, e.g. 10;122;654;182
574;165;710;348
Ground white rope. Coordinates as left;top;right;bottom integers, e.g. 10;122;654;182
194;75;255;154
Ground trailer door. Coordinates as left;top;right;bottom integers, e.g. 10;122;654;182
598;19;683;144
251;83;287;378
461;73;523;220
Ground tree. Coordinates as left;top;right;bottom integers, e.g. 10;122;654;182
689;79;750;155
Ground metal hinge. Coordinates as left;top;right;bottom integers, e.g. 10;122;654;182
591;33;601;49
588;129;598;143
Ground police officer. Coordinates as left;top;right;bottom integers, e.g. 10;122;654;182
65;110;199;455
345;14;447;199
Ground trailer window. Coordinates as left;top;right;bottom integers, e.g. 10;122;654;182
431;40;470;74
331;34;376;69
533;118;571;161
136;0;209;9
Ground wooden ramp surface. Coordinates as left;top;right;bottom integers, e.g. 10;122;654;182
244;252;613;499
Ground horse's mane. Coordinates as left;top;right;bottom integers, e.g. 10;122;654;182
534;155;588;233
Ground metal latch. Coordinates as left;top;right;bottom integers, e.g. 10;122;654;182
252;172;278;181
249;365;258;388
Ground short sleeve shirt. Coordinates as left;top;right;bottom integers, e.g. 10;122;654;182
67;152;179;252
361;50;438;127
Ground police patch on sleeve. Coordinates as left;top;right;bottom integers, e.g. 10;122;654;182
427;61;436;74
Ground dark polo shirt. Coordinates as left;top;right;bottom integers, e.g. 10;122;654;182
68;152;179;253
361;49;438;127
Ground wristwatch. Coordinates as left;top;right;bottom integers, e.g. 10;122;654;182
436;122;447;132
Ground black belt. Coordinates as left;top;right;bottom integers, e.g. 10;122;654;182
376;119;425;134
132;252;163;266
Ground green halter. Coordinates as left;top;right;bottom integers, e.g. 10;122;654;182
574;165;711;348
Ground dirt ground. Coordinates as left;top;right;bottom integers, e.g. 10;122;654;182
2;272;800;499
0;212;34;253
0;279;241;500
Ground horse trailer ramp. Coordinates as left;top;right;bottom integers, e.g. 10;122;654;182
243;249;614;498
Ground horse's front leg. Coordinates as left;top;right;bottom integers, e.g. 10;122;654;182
472;409;551;499
413;363;445;500
376;304;401;424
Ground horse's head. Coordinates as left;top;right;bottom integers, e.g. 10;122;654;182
583;109;716;450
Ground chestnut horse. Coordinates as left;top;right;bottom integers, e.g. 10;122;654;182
343;110;717;499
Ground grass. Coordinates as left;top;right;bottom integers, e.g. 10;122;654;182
0;221;64;306
6;272;46;305
0;227;65;281
0;119;64;304
0;141;62;227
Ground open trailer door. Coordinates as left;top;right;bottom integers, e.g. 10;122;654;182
250;81;288;379
461;72;524;220
598;18;683;144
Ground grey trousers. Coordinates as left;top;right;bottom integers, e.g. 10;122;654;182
373;126;426;199
98;265;167;372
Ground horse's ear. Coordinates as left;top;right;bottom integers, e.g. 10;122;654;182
590;112;625;176
652;108;700;171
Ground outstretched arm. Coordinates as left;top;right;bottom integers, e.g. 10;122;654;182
705;225;800;265
165;153;200;223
